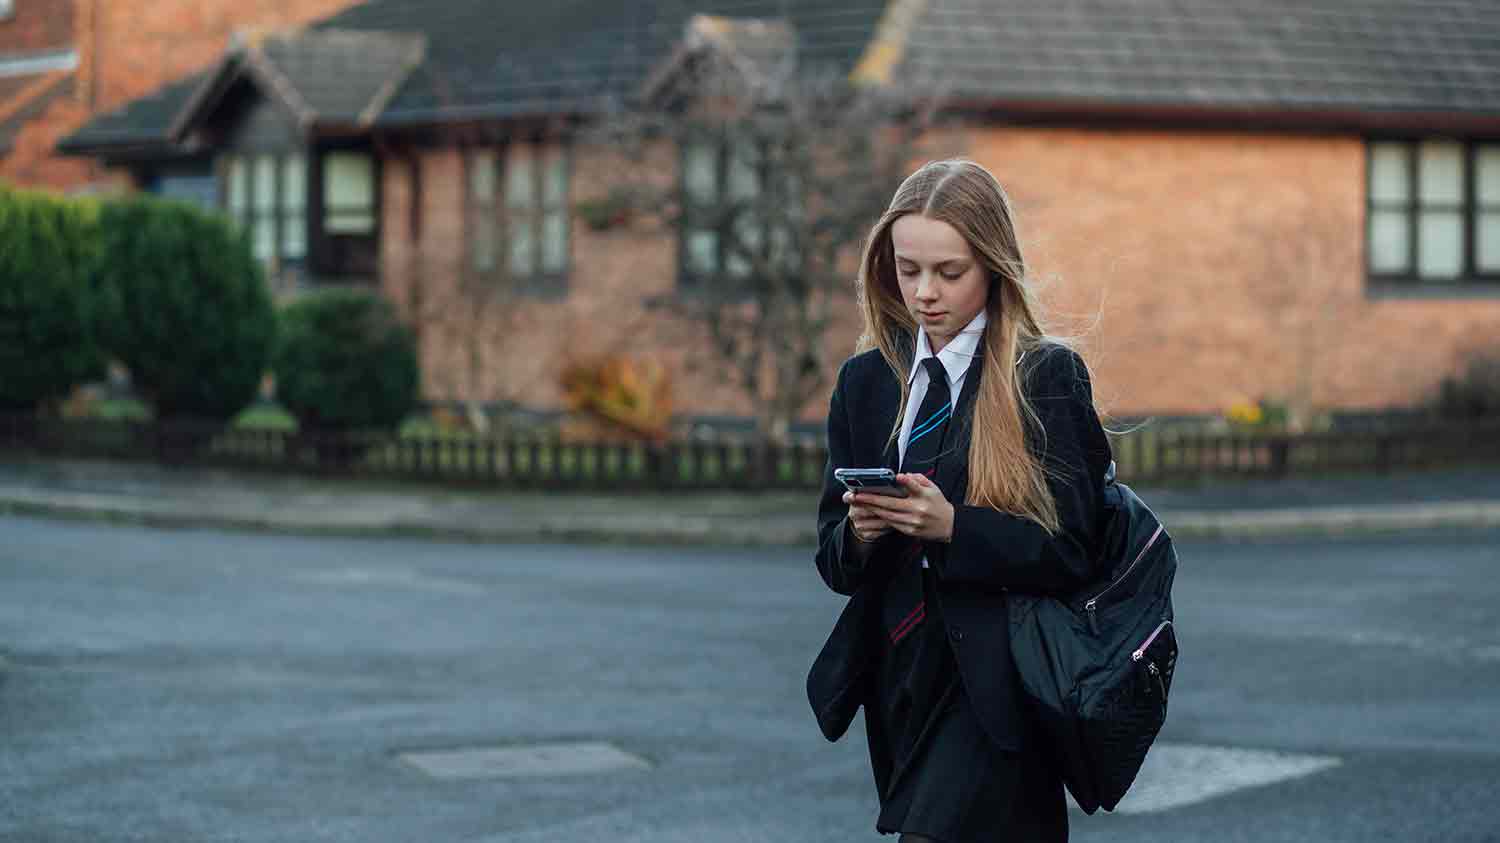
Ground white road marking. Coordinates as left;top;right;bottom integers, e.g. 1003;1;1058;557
398;741;653;779
1077;742;1343;815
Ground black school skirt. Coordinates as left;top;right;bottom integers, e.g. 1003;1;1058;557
867;569;1069;843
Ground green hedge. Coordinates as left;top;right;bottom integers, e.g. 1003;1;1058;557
0;186;103;412
272;288;419;434
94;195;275;422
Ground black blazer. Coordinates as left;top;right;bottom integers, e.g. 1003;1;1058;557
807;339;1114;752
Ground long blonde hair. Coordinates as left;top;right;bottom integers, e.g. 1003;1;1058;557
856;158;1075;533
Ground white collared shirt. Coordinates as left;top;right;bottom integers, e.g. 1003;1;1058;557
898;310;987;567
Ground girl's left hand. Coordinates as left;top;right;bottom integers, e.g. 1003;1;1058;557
849;472;955;542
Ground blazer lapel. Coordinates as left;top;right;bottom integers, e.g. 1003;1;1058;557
931;351;984;503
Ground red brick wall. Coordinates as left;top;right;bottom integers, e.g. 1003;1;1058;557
381;137;868;424
386;125;1500;423
963;126;1500;418
1;0;361;190
0;0;74;51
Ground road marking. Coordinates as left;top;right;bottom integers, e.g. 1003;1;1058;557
291;566;485;595
1077;742;1343;815
397;741;652;780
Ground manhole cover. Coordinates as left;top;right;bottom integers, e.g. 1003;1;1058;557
397;741;652;780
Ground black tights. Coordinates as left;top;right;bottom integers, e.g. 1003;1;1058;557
899;836;937;843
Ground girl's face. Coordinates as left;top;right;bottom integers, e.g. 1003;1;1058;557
891;213;991;354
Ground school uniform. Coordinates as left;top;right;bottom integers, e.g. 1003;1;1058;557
807;317;1114;843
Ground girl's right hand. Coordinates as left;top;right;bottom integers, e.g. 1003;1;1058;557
843;491;895;543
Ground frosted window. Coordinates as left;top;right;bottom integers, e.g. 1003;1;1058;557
506;148;533;209
323;152;375;234
1478;213;1500;273
1478;146;1500;205
1367;211;1410;273
1417;211;1463;279
541;210;567;273
1368;143;1410;204
1418;141;1463;205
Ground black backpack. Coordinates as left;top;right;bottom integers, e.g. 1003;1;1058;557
1007;462;1179;814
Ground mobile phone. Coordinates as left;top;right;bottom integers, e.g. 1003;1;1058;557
834;467;909;498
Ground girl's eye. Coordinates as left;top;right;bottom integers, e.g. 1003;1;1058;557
940;272;963;281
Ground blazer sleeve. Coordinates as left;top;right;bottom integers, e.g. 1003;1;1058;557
935;347;1113;596
813;358;904;596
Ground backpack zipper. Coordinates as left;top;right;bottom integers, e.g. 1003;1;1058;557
1084;522;1165;625
1131;619;1173;662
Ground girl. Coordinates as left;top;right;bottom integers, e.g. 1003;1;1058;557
808;159;1114;842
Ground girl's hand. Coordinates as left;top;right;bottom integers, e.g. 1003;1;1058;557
851;473;955;542
842;490;895;543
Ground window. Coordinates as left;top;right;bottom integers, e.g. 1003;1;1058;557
466;141;570;294
678;133;802;289
222;152;306;265
323;151;375;235
1367;139;1500;288
0;0;14;22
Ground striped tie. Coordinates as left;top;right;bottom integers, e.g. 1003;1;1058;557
901;357;953;475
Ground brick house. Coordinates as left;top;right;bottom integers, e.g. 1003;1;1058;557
55;0;1500;425
0;0;363;192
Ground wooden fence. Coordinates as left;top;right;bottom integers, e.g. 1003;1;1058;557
3;412;1500;491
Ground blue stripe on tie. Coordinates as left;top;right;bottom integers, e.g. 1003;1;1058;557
909;404;951;439
907;406;950;447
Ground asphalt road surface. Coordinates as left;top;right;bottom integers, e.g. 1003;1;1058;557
2;515;1498;842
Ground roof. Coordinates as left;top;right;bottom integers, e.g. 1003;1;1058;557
169;28;426;139
0;71;73;155
57;0;1500;156
900;0;1500;117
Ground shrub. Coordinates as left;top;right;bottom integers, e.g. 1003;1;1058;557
94;195;275;422
560;353;673;441
272;288;419;434
0;187;103;413
1436;351;1500;420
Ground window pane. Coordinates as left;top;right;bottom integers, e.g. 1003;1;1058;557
1369;143;1409;204
542;147;568;206
253;154;276;211
1478;212;1500;273
225;156;246;215
541;210;567;273
1417;211;1464;279
1418;140;1463;205
284;211;307;260
324;152;375;233
509;217;535;276
1368;210;1411;273
683;141;717;204
506;146;534;209
252;216;275;261
687;229;717;275
282;155;306;211
472;214;495;272
1478;145;1500;205
728;214;761;279
470;150;496;203
727;141;759;201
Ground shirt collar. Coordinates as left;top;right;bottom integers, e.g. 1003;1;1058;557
907;309;987;387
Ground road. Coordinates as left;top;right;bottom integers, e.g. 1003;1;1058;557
2;515;1498;841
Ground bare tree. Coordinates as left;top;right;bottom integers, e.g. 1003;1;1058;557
586;18;941;441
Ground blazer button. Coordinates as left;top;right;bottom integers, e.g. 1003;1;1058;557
948;626;964;642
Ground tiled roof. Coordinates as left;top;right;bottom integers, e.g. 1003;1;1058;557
234;28;425;126
900;0;1500;115
57;0;1500;155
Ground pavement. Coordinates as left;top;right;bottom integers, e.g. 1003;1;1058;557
2;455;1500;545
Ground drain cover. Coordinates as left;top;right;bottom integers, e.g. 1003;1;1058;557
398;741;651;780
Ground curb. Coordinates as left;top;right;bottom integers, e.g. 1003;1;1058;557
4;492;1500;546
